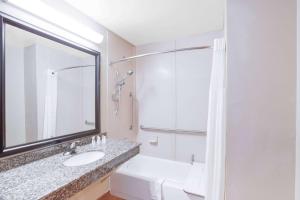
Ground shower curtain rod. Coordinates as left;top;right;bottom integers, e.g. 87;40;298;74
52;64;95;73
110;45;211;65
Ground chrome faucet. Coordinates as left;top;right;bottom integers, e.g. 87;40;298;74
63;141;80;156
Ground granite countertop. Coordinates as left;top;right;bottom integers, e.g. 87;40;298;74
0;139;140;200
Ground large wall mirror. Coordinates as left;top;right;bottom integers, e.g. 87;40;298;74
0;16;100;157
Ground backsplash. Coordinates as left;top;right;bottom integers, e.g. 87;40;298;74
0;133;105;172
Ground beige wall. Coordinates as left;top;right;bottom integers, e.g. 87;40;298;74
106;32;137;140
226;0;296;200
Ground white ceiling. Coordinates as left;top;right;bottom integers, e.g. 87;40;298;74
64;0;224;46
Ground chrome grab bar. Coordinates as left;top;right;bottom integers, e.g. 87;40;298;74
129;92;134;130
85;120;95;126
140;125;207;135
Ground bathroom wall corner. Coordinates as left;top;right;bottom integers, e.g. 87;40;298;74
106;31;137;141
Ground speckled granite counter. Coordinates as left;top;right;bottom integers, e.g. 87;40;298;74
0;139;139;200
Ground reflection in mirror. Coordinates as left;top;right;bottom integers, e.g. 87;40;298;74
5;24;96;147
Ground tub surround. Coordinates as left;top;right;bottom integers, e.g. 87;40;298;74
0;139;140;200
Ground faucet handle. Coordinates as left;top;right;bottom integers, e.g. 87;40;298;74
63;141;80;156
70;141;80;149
191;154;195;164
91;136;96;147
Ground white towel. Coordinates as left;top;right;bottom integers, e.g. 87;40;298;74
43;69;58;139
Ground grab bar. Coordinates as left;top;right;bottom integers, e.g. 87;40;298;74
129;92;134;130
85;120;95;126
140;125;206;135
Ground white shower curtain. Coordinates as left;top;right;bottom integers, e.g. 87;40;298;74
43;69;58;139
204;38;226;200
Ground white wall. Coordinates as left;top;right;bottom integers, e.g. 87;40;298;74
226;0;296;200
24;45;38;143
136;31;223;163
5;44;26;146
5;41;95;144
35;44;95;138
137;41;176;160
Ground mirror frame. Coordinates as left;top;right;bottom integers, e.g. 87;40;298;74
0;15;101;157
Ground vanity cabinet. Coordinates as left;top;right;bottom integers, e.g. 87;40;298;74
69;177;109;200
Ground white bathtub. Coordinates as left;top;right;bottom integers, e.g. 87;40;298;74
111;155;205;200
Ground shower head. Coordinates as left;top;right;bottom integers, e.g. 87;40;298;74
123;70;134;80
117;70;134;86
127;70;134;76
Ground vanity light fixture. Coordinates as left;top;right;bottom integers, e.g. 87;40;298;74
5;0;104;44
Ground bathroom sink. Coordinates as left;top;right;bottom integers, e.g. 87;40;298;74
63;151;105;167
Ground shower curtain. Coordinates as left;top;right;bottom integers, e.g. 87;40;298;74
204;38;226;200
43;69;58;139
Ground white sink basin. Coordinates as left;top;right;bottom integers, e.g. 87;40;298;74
63;151;105;167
